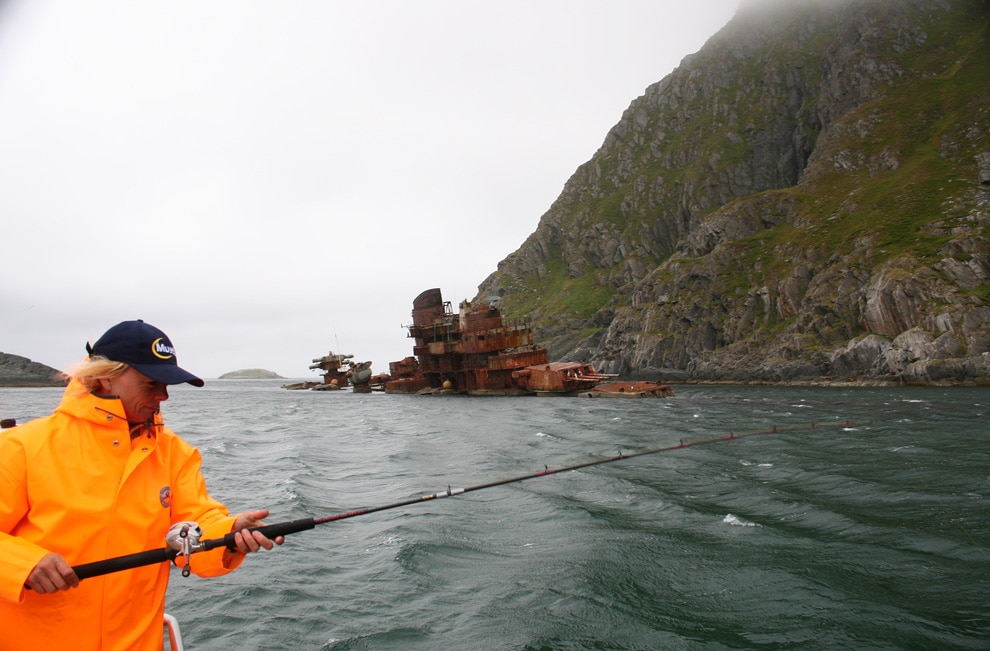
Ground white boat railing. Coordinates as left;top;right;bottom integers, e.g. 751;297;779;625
164;613;185;651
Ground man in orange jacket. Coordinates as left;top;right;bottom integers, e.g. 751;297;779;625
0;320;283;650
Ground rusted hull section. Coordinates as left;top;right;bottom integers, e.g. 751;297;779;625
513;362;615;394
579;381;675;398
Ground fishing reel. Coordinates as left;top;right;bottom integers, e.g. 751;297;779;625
166;521;204;577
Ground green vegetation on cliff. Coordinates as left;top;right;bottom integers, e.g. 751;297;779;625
478;0;989;384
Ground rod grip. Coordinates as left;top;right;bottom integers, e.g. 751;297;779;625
73;547;178;581
207;517;317;551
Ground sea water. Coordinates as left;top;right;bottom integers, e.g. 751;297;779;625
2;382;987;650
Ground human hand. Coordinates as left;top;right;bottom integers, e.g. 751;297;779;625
26;553;79;593
230;509;285;553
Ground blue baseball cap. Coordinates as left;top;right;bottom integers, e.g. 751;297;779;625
86;320;204;387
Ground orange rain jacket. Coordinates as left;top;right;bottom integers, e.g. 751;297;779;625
0;380;248;650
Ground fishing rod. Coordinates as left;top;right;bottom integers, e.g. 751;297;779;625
69;419;868;582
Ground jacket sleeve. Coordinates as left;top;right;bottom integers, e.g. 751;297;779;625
165;433;246;578
0;430;50;603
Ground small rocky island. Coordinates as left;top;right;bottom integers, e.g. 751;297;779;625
218;369;285;379
0;352;64;387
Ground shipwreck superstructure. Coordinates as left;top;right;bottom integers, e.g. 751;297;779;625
386;288;548;394
309;352;353;389
385;288;672;397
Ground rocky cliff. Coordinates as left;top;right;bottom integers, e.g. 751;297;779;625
476;0;990;385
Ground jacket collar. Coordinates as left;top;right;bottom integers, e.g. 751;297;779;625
55;378;163;435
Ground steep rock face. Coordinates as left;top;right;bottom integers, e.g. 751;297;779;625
477;0;989;385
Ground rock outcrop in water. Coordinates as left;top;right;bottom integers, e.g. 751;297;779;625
218;369;285;379
0;352;64;387
476;0;990;385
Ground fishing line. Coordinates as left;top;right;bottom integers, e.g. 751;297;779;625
67;419;869;582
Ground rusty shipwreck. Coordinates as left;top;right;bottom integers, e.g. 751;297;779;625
305;352;378;392
384;288;672;397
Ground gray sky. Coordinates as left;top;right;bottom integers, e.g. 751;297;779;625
0;0;738;379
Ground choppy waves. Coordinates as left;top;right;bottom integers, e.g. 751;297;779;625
4;382;987;649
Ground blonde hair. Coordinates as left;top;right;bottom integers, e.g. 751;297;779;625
62;356;130;394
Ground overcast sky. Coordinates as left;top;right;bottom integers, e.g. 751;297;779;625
1;0;739;380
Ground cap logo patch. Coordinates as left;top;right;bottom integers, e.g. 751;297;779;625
152;338;175;360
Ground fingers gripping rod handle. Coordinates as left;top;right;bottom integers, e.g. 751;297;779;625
212;517;317;551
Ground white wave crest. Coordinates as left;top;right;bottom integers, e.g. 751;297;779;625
723;513;760;527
